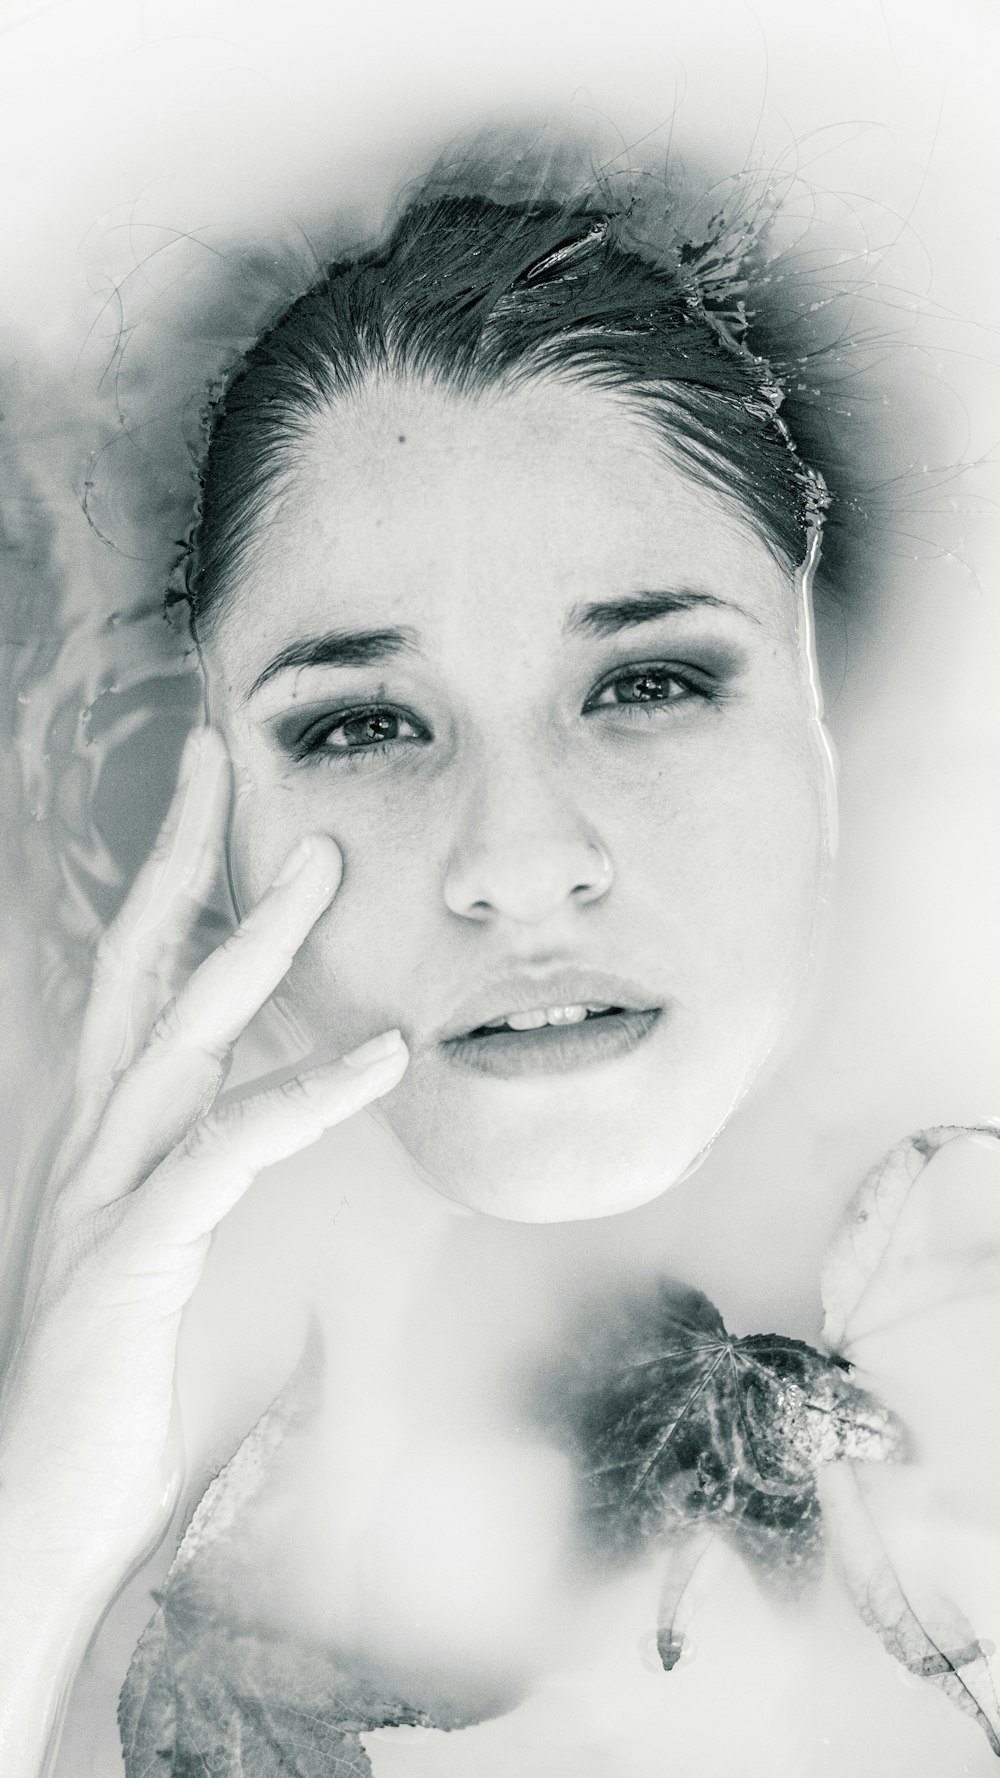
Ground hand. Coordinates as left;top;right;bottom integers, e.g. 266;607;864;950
0;727;408;1611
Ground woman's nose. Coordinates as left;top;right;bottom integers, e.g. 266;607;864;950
443;814;614;925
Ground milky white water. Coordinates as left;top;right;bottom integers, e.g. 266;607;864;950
2;3;1000;1773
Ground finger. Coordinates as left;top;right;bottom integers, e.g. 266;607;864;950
67;832;343;1210
103;1033;408;1301
74;728;231;1108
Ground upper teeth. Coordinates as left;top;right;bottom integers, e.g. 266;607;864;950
483;1003;612;1031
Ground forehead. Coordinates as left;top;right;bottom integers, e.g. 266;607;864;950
208;376;797;688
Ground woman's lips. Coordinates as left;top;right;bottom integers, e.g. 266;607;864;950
439;1006;663;1077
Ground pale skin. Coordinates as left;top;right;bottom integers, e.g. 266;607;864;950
209;375;834;1220
0;373;835;1774
0;737;406;1775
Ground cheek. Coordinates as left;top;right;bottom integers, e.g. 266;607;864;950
608;717;826;996
224;703;828;1071
256;789;445;1051
226;771;303;916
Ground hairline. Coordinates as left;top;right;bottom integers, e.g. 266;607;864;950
194;361;800;644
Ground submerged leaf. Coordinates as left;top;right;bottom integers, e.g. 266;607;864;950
821;1463;1000;1757
121;1611;425;1778
655;1529;717;1670
550;1276;906;1592
821;1125;1000;1356
119;1325;509;1777
118;1611;175;1778
816;1124;1000;1758
122;1128;1000;1767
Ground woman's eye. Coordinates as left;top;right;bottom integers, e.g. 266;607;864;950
296;706;427;760
585;665;713;712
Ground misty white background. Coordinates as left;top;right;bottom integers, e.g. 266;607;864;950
2;2;1000;1774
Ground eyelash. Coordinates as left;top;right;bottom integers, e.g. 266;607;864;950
583;662;720;714
293;707;427;766
291;663;721;766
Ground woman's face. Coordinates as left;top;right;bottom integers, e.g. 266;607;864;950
204;376;833;1221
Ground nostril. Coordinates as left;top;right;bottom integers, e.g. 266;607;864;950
574;841;614;903
443;837;613;923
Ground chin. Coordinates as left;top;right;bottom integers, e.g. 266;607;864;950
371;1073;734;1224
361;1001;776;1222
344;983;788;1222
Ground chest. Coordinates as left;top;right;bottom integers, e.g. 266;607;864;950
165;1311;1000;1778
239;1408;583;1684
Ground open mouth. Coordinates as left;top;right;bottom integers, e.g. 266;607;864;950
441;1003;663;1077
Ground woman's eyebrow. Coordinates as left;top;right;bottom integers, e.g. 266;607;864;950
566;588;761;637
246;626;419;699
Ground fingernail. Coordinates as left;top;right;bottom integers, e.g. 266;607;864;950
271;835;316;886
342;1029;404;1070
307;834;343;895
271;834;342;893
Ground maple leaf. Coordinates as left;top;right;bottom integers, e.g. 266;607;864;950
821;1462;1000;1759
653;1527;716;1670
548;1275;906;1590
820;1124;1000;1358
550;1125;1000;1757
819;1124;1000;1758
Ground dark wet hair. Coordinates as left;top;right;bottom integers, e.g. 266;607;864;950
187;183;830;634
